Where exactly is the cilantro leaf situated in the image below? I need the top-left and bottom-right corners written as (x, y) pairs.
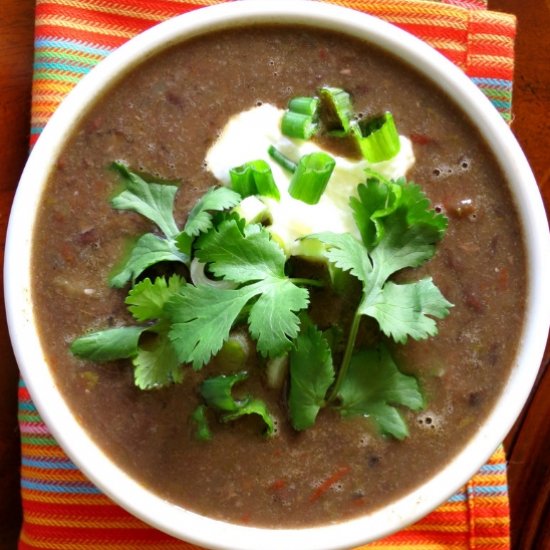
top-left (109, 233), bottom-right (188, 288)
top-left (337, 344), bottom-right (424, 440)
top-left (70, 326), bottom-right (145, 362)
top-left (350, 177), bottom-right (401, 250)
top-left (369, 211), bottom-right (443, 285)
top-left (133, 331), bottom-right (183, 390)
top-left (169, 276), bottom-right (308, 368)
top-left (183, 186), bottom-right (241, 237)
top-left (360, 278), bottom-right (453, 344)
top-left (305, 232), bottom-right (372, 284)
top-left (168, 285), bottom-right (253, 370)
top-left (195, 219), bottom-right (286, 284)
top-left (111, 162), bottom-right (180, 239)
top-left (351, 175), bottom-right (447, 284)
top-left (289, 322), bottom-right (335, 430)
top-left (126, 275), bottom-right (185, 322)
top-left (248, 279), bottom-right (308, 357)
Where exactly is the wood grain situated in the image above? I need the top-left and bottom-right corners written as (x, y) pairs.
top-left (0, 0), bottom-right (548, 548)
top-left (0, 0), bottom-right (35, 547)
top-left (488, 1), bottom-right (550, 548)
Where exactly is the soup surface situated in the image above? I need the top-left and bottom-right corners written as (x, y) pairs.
top-left (32, 25), bottom-right (526, 528)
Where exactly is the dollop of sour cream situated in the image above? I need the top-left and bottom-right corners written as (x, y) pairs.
top-left (206, 104), bottom-right (415, 255)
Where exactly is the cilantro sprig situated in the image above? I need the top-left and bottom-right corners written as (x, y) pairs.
top-left (168, 219), bottom-right (311, 369)
top-left (71, 274), bottom-right (186, 389)
top-left (109, 163), bottom-right (240, 287)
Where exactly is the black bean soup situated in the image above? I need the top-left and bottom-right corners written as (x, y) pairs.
top-left (32, 26), bottom-right (526, 527)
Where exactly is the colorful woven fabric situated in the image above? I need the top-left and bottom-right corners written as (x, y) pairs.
top-left (20, 0), bottom-right (516, 548)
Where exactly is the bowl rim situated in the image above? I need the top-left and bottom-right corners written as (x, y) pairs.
top-left (5, 1), bottom-right (550, 549)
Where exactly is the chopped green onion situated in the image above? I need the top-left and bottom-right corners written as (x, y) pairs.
top-left (217, 332), bottom-right (251, 371)
top-left (288, 96), bottom-right (319, 116)
top-left (200, 372), bottom-right (249, 412)
top-left (353, 112), bottom-right (401, 163)
top-left (268, 145), bottom-right (297, 173)
top-left (233, 195), bottom-right (271, 224)
top-left (319, 87), bottom-right (353, 136)
top-left (281, 96), bottom-right (319, 139)
top-left (229, 160), bottom-right (280, 200)
top-left (229, 164), bottom-right (255, 197)
top-left (191, 405), bottom-right (212, 441)
top-left (288, 152), bottom-right (335, 205)
top-left (266, 354), bottom-right (289, 389)
top-left (281, 111), bottom-right (318, 139)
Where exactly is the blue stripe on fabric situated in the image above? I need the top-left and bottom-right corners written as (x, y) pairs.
top-left (470, 77), bottom-right (513, 89)
top-left (447, 492), bottom-right (467, 503)
top-left (22, 457), bottom-right (78, 470)
top-left (478, 463), bottom-right (507, 473)
top-left (470, 484), bottom-right (508, 495)
top-left (19, 401), bottom-right (38, 411)
top-left (22, 479), bottom-right (100, 494)
top-left (34, 61), bottom-right (95, 75)
top-left (34, 38), bottom-right (113, 58)
top-left (31, 127), bottom-right (44, 135)
top-left (479, 98), bottom-right (511, 110)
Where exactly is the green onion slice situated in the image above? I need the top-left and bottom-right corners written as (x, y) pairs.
top-left (229, 160), bottom-right (280, 200)
top-left (319, 86), bottom-right (353, 136)
top-left (288, 152), bottom-right (336, 205)
top-left (268, 145), bottom-right (297, 173)
top-left (200, 372), bottom-right (250, 412)
top-left (288, 96), bottom-right (319, 116)
top-left (353, 112), bottom-right (401, 163)
top-left (281, 96), bottom-right (319, 139)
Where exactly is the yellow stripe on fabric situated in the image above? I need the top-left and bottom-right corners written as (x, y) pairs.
top-left (421, 502), bottom-right (467, 512)
top-left (22, 470), bottom-right (91, 483)
top-left (475, 537), bottom-right (511, 545)
top-left (35, 47), bottom-right (105, 64)
top-left (21, 446), bottom-right (70, 459)
top-left (22, 489), bottom-right (110, 505)
top-left (42, 0), bottom-right (178, 22)
top-left (468, 33), bottom-right (514, 47)
top-left (406, 523), bottom-right (469, 532)
top-left (365, 14), bottom-right (466, 30)
top-left (424, 37), bottom-right (465, 51)
top-left (36, 15), bottom-right (136, 39)
top-left (321, 0), bottom-right (466, 18)
top-left (475, 517), bottom-right (511, 526)
top-left (470, 496), bottom-right (509, 506)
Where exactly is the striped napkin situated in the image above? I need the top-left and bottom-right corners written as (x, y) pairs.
top-left (20, 0), bottom-right (515, 548)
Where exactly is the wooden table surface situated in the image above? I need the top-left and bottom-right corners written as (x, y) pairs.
top-left (0, 1), bottom-right (548, 548)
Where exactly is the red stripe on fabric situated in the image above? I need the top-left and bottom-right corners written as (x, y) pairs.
top-left (20, 522), bottom-right (178, 542)
top-left (19, 385), bottom-right (32, 401)
top-left (468, 18), bottom-right (516, 38)
top-left (416, 514), bottom-right (468, 525)
top-left (33, 23), bottom-right (128, 48)
top-left (381, 529), bottom-right (469, 542)
top-left (473, 505), bottom-right (510, 518)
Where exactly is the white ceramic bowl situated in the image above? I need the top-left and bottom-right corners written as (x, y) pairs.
top-left (5, 2), bottom-right (550, 549)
